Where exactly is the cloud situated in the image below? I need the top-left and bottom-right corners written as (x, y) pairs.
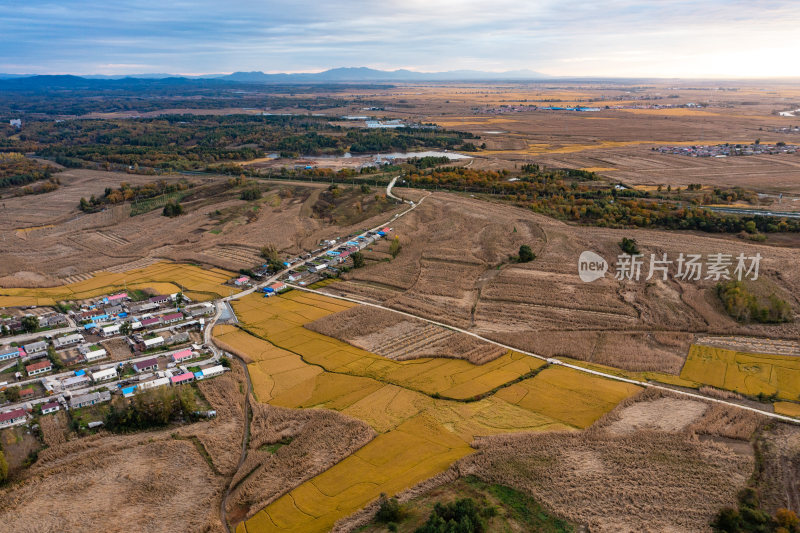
top-left (0, 0), bottom-right (798, 77)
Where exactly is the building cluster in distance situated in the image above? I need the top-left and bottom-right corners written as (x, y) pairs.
top-left (481, 102), bottom-right (706, 115)
top-left (654, 143), bottom-right (799, 157)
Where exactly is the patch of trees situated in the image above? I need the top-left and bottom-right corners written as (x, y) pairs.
top-left (240, 186), bottom-right (262, 201)
top-left (346, 129), bottom-right (473, 153)
top-left (716, 281), bottom-right (792, 324)
top-left (104, 386), bottom-right (199, 432)
top-left (260, 244), bottom-right (284, 272)
top-left (162, 201), bottom-right (184, 217)
top-left (416, 498), bottom-right (486, 533)
top-left (21, 315), bottom-right (39, 333)
top-left (712, 487), bottom-right (800, 533)
top-left (351, 251), bottom-right (365, 268)
top-left (0, 153), bottom-right (59, 190)
top-left (389, 236), bottom-right (402, 258)
top-left (404, 168), bottom-right (800, 235)
top-left (619, 237), bottom-right (640, 255)
top-left (1, 114), bottom-right (471, 171)
top-left (517, 245), bottom-right (535, 263)
top-left (79, 179), bottom-right (191, 212)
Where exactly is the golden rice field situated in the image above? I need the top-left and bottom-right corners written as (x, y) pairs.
top-left (494, 365), bottom-right (641, 428)
top-left (232, 292), bottom-right (545, 400)
top-left (774, 402), bottom-right (800, 418)
top-left (237, 415), bottom-right (473, 533)
top-left (222, 289), bottom-right (640, 533)
top-left (559, 357), bottom-right (701, 389)
top-left (0, 262), bottom-right (233, 306)
top-left (680, 344), bottom-right (800, 400)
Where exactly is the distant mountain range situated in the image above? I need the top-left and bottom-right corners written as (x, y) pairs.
top-left (0, 67), bottom-right (551, 84)
top-left (218, 67), bottom-right (550, 82)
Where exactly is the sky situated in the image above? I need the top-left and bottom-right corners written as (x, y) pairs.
top-left (1, 0), bottom-right (799, 78)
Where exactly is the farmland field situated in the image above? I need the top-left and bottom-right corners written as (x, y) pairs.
top-left (680, 344), bottom-right (800, 400)
top-left (0, 260), bottom-right (233, 306)
top-left (217, 289), bottom-right (639, 531)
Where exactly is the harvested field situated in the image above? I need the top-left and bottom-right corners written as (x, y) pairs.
top-left (174, 363), bottom-right (247, 476)
top-left (0, 169), bottom-right (405, 281)
top-left (605, 397), bottom-right (709, 434)
top-left (320, 193), bottom-right (800, 377)
top-left (38, 411), bottom-right (71, 447)
top-left (306, 305), bottom-right (506, 364)
top-left (226, 402), bottom-right (375, 524)
top-left (0, 435), bottom-right (223, 533)
top-left (680, 344), bottom-right (800, 400)
top-left (460, 429), bottom-right (752, 533)
top-left (755, 423), bottom-right (800, 515)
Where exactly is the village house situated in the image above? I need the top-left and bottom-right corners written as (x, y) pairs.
top-left (70, 390), bottom-right (111, 409)
top-left (171, 349), bottom-right (193, 363)
top-left (20, 387), bottom-right (36, 400)
top-left (133, 358), bottom-right (159, 373)
top-left (143, 336), bottom-right (164, 350)
top-left (26, 360), bottom-right (52, 376)
top-left (199, 365), bottom-right (225, 379)
top-left (90, 367), bottom-right (117, 383)
top-left (84, 348), bottom-right (108, 363)
top-left (166, 332), bottom-right (190, 346)
top-left (39, 313), bottom-right (68, 328)
top-left (103, 304), bottom-right (124, 317)
top-left (140, 317), bottom-right (161, 328)
top-left (138, 376), bottom-right (170, 391)
top-left (160, 312), bottom-right (183, 325)
top-left (0, 408), bottom-right (28, 428)
top-left (41, 401), bottom-right (60, 415)
top-left (233, 275), bottom-right (250, 286)
top-left (0, 347), bottom-right (21, 362)
top-left (129, 302), bottom-right (160, 314)
top-left (53, 333), bottom-right (84, 349)
top-left (148, 295), bottom-right (171, 305)
top-left (104, 293), bottom-right (128, 304)
top-left (170, 372), bottom-right (194, 385)
top-left (62, 373), bottom-right (90, 390)
top-left (101, 324), bottom-right (120, 336)
top-left (23, 340), bottom-right (48, 358)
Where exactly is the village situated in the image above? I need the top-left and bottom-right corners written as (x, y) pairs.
top-left (0, 211), bottom-right (396, 446)
top-left (0, 290), bottom-right (227, 433)
top-left (654, 142), bottom-right (800, 157)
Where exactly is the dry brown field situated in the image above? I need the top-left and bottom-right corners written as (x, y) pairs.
top-left (320, 192), bottom-right (800, 375)
top-left (456, 389), bottom-right (762, 533)
top-left (0, 169), bottom-right (404, 284)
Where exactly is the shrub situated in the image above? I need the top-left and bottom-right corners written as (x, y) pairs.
top-left (162, 201), bottom-right (184, 217)
top-left (389, 236), bottom-right (402, 258)
top-left (376, 494), bottom-right (407, 523)
top-left (351, 252), bottom-right (365, 269)
top-left (716, 281), bottom-right (792, 324)
top-left (619, 237), bottom-right (640, 255)
top-left (518, 244), bottom-right (535, 263)
top-left (240, 187), bottom-right (262, 201)
top-left (416, 498), bottom-right (485, 533)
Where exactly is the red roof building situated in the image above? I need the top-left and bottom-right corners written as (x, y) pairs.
top-left (26, 360), bottom-right (52, 375)
top-left (170, 372), bottom-right (194, 385)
